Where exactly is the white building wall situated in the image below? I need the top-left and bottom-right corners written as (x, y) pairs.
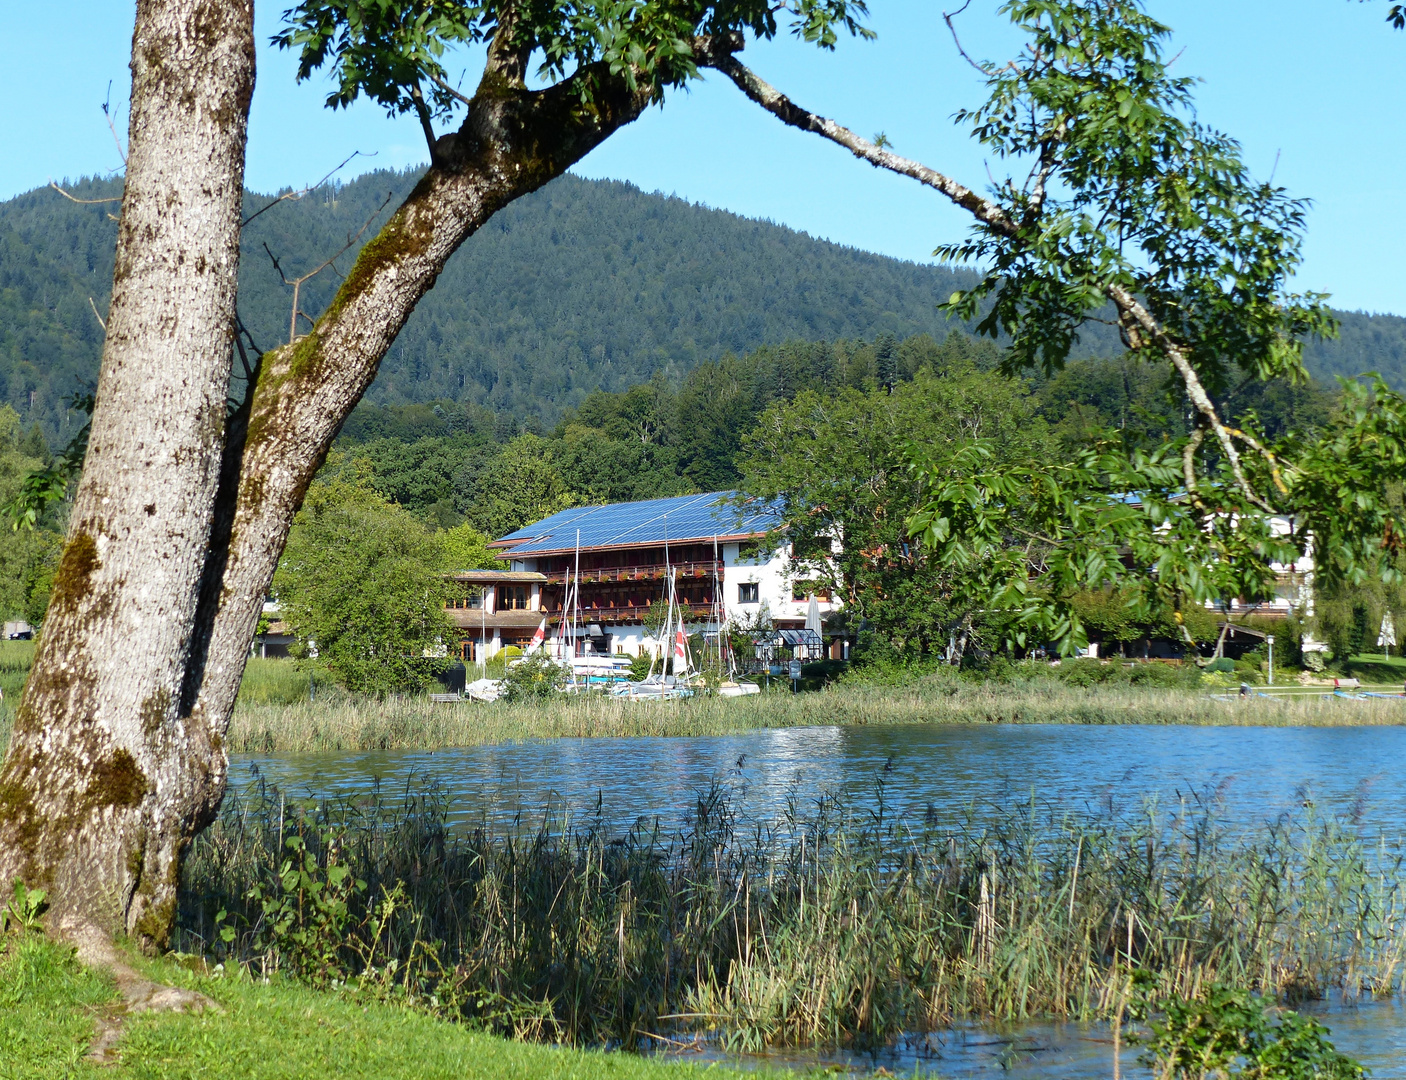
top-left (721, 540), bottom-right (842, 627)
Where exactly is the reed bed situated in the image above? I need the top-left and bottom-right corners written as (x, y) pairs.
top-left (225, 680), bottom-right (1406, 754)
top-left (0, 640), bottom-right (35, 757)
top-left (177, 775), bottom-right (1406, 1055)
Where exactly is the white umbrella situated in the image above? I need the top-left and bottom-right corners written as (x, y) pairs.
top-left (805, 594), bottom-right (822, 659)
top-left (1379, 612), bottom-right (1397, 659)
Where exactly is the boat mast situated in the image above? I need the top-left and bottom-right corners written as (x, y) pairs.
top-left (572, 529), bottom-right (582, 688)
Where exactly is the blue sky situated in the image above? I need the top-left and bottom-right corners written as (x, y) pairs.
top-left (3, 2), bottom-right (1401, 315)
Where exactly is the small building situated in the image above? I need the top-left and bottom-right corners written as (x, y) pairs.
top-left (471, 491), bottom-right (843, 660)
top-left (446, 568), bottom-right (550, 663)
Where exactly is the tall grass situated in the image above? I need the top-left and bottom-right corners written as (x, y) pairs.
top-left (177, 776), bottom-right (1406, 1054)
top-left (0, 640), bottom-right (35, 757)
top-left (225, 678), bottom-right (1406, 754)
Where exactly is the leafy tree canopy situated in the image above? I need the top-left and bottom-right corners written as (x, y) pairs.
top-left (277, 0), bottom-right (873, 123)
top-left (439, 521), bottom-right (496, 570)
top-left (0, 406), bottom-right (59, 625)
top-left (864, 0), bottom-right (1406, 654)
top-left (273, 476), bottom-right (457, 692)
top-left (740, 360), bottom-right (1055, 661)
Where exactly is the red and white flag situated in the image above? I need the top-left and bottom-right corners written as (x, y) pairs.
top-left (526, 618), bottom-right (547, 655)
top-left (674, 628), bottom-right (688, 665)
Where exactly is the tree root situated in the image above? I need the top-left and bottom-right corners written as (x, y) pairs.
top-left (63, 923), bottom-right (222, 1066)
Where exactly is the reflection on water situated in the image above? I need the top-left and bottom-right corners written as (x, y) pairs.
top-left (235, 723), bottom-right (1406, 838)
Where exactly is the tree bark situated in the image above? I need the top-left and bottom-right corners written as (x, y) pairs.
top-left (0, 0), bottom-right (254, 947)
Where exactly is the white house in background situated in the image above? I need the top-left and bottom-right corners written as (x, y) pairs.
top-left (1209, 515), bottom-right (1316, 620)
top-left (449, 491), bottom-right (843, 661)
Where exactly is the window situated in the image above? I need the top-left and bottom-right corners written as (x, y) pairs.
top-left (736, 540), bottom-right (771, 565)
top-left (792, 581), bottom-right (830, 602)
top-left (447, 586), bottom-right (485, 610)
top-left (504, 585), bottom-right (529, 610)
top-left (738, 582), bottom-right (760, 605)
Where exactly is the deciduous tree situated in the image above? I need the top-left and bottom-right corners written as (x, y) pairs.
top-left (0, 0), bottom-right (254, 949)
top-left (0, 0), bottom-right (867, 948)
top-left (708, 0), bottom-right (1406, 653)
top-left (273, 479), bottom-right (456, 693)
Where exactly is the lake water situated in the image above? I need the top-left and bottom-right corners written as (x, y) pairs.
top-left (233, 723), bottom-right (1406, 839)
top-left (232, 723), bottom-right (1406, 1077)
top-left (660, 996), bottom-right (1406, 1078)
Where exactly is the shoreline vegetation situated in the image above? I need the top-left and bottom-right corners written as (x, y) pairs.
top-left (4, 643), bottom-right (1406, 758)
top-left (220, 682), bottom-right (1406, 756)
top-left (173, 775), bottom-right (1404, 1057)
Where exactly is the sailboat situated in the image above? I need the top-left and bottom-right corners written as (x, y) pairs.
top-left (613, 565), bottom-right (695, 700)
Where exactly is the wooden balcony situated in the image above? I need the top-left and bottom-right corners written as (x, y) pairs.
top-left (537, 601), bottom-right (718, 626)
top-left (552, 560), bottom-right (722, 585)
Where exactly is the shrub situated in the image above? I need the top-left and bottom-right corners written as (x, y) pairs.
top-left (1136, 981), bottom-right (1364, 1080)
top-left (502, 653), bottom-right (568, 701)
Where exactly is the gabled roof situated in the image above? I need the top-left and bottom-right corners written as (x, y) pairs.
top-left (492, 491), bottom-right (780, 557)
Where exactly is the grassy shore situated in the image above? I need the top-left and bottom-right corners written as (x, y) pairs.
top-left (0, 932), bottom-right (783, 1080)
top-left (223, 677), bottom-right (1406, 754)
top-left (4, 648), bottom-right (1406, 758)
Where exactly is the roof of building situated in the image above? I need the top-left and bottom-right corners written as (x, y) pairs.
top-left (447, 610), bottom-right (548, 631)
top-left (491, 491), bottom-right (780, 558)
top-left (450, 569), bottom-right (548, 583)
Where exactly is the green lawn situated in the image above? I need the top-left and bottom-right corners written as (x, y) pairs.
top-left (0, 934), bottom-right (780, 1080)
top-left (1342, 652), bottom-right (1406, 686)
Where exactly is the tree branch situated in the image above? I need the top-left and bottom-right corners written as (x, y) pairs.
top-left (49, 182), bottom-right (122, 205)
top-left (710, 54), bottom-right (1281, 514)
top-left (701, 51), bottom-right (1018, 237)
top-left (242, 149), bottom-right (372, 227)
top-left (409, 86), bottom-right (440, 161)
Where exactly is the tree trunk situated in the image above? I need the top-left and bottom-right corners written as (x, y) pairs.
top-left (0, 23), bottom-right (661, 949)
top-left (0, 0), bottom-right (254, 948)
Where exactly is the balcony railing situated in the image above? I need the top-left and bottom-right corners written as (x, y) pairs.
top-left (539, 601), bottom-right (718, 623)
top-left (550, 560), bottom-right (723, 585)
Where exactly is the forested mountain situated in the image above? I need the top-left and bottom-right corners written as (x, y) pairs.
top-left (2, 167), bottom-right (1403, 449)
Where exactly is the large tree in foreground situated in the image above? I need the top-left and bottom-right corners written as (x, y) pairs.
top-left (0, 0), bottom-right (255, 947)
top-left (5, 0), bottom-right (1402, 957)
top-left (0, 0), bottom-right (868, 948)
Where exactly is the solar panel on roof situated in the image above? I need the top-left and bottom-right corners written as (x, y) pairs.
top-left (496, 491), bottom-right (781, 555)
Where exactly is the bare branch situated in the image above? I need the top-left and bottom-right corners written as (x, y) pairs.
top-left (703, 52), bottom-right (1018, 237)
top-left (263, 193), bottom-right (396, 344)
top-left (88, 297), bottom-right (107, 332)
top-left (943, 1), bottom-right (996, 76)
top-left (241, 149), bottom-right (374, 227)
top-left (427, 71), bottom-right (475, 108)
top-left (49, 181), bottom-right (122, 206)
top-left (101, 81), bottom-right (128, 166)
